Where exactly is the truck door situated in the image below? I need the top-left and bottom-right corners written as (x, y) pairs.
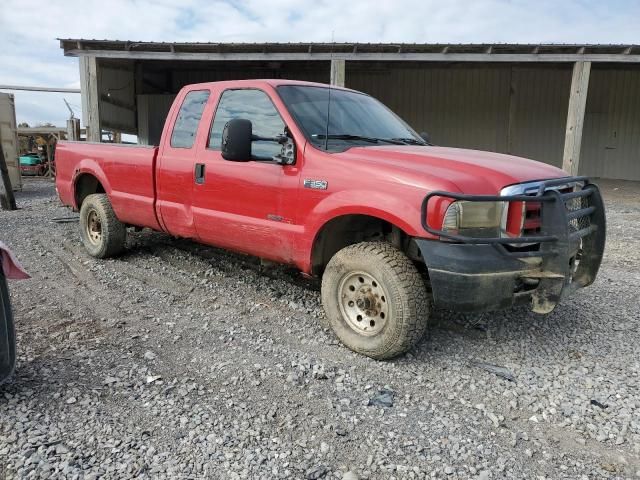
top-left (155, 89), bottom-right (210, 239)
top-left (192, 88), bottom-right (300, 263)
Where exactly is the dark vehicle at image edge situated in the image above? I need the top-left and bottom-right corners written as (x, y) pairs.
top-left (54, 79), bottom-right (606, 360)
top-left (1, 242), bottom-right (29, 383)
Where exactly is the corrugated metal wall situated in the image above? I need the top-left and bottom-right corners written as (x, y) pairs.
top-left (508, 67), bottom-right (572, 168)
top-left (137, 94), bottom-right (176, 145)
top-left (0, 92), bottom-right (21, 190)
top-left (98, 62), bottom-right (136, 134)
top-left (348, 63), bottom-right (640, 180)
top-left (581, 66), bottom-right (640, 180)
top-left (348, 63), bottom-right (573, 169)
top-left (349, 65), bottom-right (512, 153)
top-left (117, 59), bottom-right (640, 180)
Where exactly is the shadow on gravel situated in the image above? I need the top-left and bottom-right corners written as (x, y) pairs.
top-left (92, 224), bottom-right (623, 369)
top-left (13, 178), bottom-right (58, 203)
top-left (0, 353), bottom-right (95, 398)
top-left (125, 229), bottom-right (320, 292)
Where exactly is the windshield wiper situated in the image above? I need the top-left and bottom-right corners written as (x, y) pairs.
top-left (391, 137), bottom-right (428, 146)
top-left (312, 134), bottom-right (406, 145)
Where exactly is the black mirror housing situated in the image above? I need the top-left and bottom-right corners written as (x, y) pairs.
top-left (221, 119), bottom-right (252, 161)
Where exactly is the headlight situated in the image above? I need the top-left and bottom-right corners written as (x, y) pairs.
top-left (441, 201), bottom-right (505, 238)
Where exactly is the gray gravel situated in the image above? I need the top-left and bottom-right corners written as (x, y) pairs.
top-left (0, 177), bottom-right (639, 479)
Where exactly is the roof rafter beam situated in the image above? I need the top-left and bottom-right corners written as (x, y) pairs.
top-left (62, 49), bottom-right (640, 63)
top-left (0, 84), bottom-right (81, 93)
top-left (99, 94), bottom-right (135, 112)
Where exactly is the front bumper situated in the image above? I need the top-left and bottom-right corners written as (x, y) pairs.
top-left (417, 177), bottom-right (606, 313)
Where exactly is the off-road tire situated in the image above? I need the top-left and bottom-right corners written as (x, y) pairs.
top-left (321, 242), bottom-right (429, 360)
top-left (79, 194), bottom-right (126, 258)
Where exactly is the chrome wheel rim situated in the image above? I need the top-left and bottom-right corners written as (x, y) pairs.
top-left (338, 271), bottom-right (389, 336)
top-left (86, 209), bottom-right (102, 245)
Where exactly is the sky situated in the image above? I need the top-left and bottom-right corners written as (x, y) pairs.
top-left (0, 0), bottom-right (638, 127)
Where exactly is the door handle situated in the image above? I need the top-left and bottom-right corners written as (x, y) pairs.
top-left (195, 163), bottom-right (205, 184)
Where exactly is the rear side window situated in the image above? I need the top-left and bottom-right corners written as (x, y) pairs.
top-left (170, 90), bottom-right (210, 148)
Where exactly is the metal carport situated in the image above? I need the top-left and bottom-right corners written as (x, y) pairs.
top-left (60, 40), bottom-right (640, 180)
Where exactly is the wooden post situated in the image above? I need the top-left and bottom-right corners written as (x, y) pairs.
top-left (0, 142), bottom-right (17, 210)
top-left (562, 61), bottom-right (591, 176)
top-left (66, 118), bottom-right (80, 141)
top-left (79, 56), bottom-right (101, 143)
top-left (45, 139), bottom-right (53, 177)
top-left (330, 59), bottom-right (345, 87)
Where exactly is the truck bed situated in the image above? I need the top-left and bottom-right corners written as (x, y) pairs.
top-left (56, 141), bottom-right (161, 230)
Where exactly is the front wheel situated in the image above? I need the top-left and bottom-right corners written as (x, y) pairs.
top-left (321, 242), bottom-right (430, 360)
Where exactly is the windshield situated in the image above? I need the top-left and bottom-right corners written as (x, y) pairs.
top-left (277, 85), bottom-right (423, 151)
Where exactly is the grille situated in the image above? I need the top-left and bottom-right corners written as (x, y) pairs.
top-left (501, 180), bottom-right (596, 245)
top-left (522, 202), bottom-right (542, 235)
top-left (565, 187), bottom-right (592, 233)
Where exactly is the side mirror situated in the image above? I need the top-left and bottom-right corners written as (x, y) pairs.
top-left (221, 118), bottom-right (252, 161)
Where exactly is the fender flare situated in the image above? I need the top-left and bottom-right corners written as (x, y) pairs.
top-left (71, 159), bottom-right (113, 209)
top-left (300, 190), bottom-right (423, 273)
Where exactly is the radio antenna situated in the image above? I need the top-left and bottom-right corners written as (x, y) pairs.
top-left (324, 31), bottom-right (335, 151)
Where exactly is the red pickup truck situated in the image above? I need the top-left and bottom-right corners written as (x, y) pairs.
top-left (55, 79), bottom-right (605, 359)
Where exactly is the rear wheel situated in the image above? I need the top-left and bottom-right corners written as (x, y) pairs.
top-left (79, 194), bottom-right (126, 258)
top-left (321, 242), bottom-right (429, 360)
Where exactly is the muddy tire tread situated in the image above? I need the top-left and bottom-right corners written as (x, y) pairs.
top-left (79, 194), bottom-right (126, 258)
top-left (321, 241), bottom-right (429, 360)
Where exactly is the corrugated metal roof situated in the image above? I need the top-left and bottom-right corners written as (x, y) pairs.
top-left (59, 39), bottom-right (640, 56)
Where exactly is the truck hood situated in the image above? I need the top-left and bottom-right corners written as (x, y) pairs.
top-left (337, 145), bottom-right (569, 194)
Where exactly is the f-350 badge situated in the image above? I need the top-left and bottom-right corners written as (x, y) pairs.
top-left (303, 179), bottom-right (328, 190)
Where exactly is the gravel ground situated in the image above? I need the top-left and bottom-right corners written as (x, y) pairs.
top-left (0, 177), bottom-right (639, 479)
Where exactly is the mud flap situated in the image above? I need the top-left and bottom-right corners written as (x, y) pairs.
top-left (530, 277), bottom-right (565, 314)
top-left (527, 185), bottom-right (606, 313)
top-left (526, 189), bottom-right (572, 314)
top-left (571, 184), bottom-right (606, 288)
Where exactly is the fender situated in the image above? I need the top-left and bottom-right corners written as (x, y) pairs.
top-left (71, 158), bottom-right (113, 210)
top-left (307, 189), bottom-right (423, 237)
top-left (298, 189), bottom-right (423, 273)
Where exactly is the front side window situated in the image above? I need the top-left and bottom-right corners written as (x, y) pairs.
top-left (170, 90), bottom-right (210, 148)
top-left (209, 89), bottom-right (285, 158)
